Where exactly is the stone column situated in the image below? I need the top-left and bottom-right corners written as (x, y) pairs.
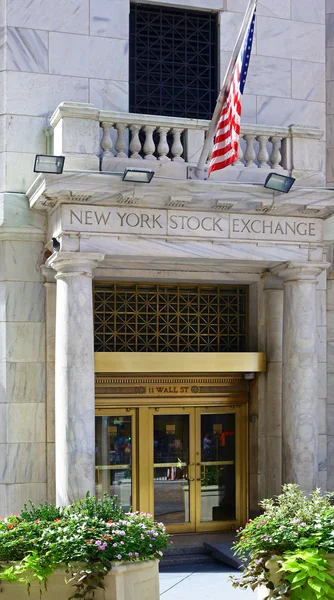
top-left (277, 262), bottom-right (329, 493)
top-left (47, 252), bottom-right (104, 506)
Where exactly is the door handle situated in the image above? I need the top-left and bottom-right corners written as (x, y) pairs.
top-left (196, 478), bottom-right (201, 481)
top-left (187, 477), bottom-right (195, 481)
top-left (188, 462), bottom-right (195, 466)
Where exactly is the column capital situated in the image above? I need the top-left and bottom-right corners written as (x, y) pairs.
top-left (46, 252), bottom-right (105, 278)
top-left (272, 262), bottom-right (330, 283)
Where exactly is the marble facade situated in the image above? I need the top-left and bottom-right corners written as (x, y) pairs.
top-left (0, 0), bottom-right (334, 517)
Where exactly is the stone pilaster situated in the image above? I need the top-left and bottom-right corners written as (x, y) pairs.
top-left (264, 275), bottom-right (283, 498)
top-left (47, 252), bottom-right (104, 506)
top-left (277, 262), bottom-right (329, 493)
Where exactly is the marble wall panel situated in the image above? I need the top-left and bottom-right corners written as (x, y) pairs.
top-left (0, 27), bottom-right (5, 73)
top-left (328, 404), bottom-right (334, 435)
top-left (6, 483), bottom-right (47, 515)
top-left (317, 326), bottom-right (327, 362)
top-left (0, 282), bottom-right (45, 322)
top-left (319, 433), bottom-right (328, 467)
top-left (319, 396), bottom-right (327, 435)
top-left (327, 148), bottom-right (334, 182)
top-left (328, 310), bottom-right (334, 339)
top-left (327, 0), bottom-right (334, 11)
top-left (328, 465), bottom-right (334, 489)
top-left (90, 0), bottom-right (129, 39)
top-left (7, 403), bottom-right (45, 443)
top-left (0, 405), bottom-right (6, 443)
top-left (0, 151), bottom-right (41, 194)
top-left (0, 116), bottom-right (5, 153)
top-left (292, 61), bottom-right (326, 101)
top-left (265, 362), bottom-right (282, 437)
top-left (6, 27), bottom-right (48, 73)
top-left (219, 11), bottom-right (244, 52)
top-left (234, 54), bottom-right (291, 99)
top-left (1, 193), bottom-right (45, 230)
top-left (327, 12), bottom-right (334, 44)
top-left (7, 0), bottom-right (89, 34)
top-left (265, 436), bottom-right (282, 498)
top-left (292, 139), bottom-right (325, 173)
top-left (328, 280), bottom-right (334, 310)
top-left (328, 114), bottom-right (334, 148)
top-left (327, 47), bottom-right (334, 79)
top-left (328, 372), bottom-right (334, 398)
top-left (257, 96), bottom-right (325, 130)
top-left (6, 71), bottom-right (88, 117)
top-left (46, 442), bottom-right (55, 504)
top-left (317, 289), bottom-right (327, 326)
top-left (328, 341), bottom-right (334, 373)
top-left (292, 0), bottom-right (325, 23)
top-left (0, 72), bottom-right (5, 115)
top-left (3, 363), bottom-right (45, 404)
top-left (5, 323), bottom-right (45, 363)
top-left (89, 80), bottom-right (129, 112)
top-left (0, 443), bottom-right (46, 483)
top-left (5, 116), bottom-right (46, 154)
top-left (328, 435), bottom-right (334, 464)
top-left (319, 362), bottom-right (328, 400)
top-left (328, 82), bottom-right (334, 113)
top-left (227, 0), bottom-right (291, 18)
top-left (257, 17), bottom-right (325, 62)
top-left (49, 33), bottom-right (128, 81)
top-left (1, 241), bottom-right (44, 282)
top-left (147, 0), bottom-right (225, 8)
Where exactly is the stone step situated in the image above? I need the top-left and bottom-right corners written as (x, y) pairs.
top-left (160, 553), bottom-right (215, 568)
top-left (203, 541), bottom-right (243, 570)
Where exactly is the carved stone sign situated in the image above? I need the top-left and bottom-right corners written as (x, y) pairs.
top-left (59, 205), bottom-right (323, 243)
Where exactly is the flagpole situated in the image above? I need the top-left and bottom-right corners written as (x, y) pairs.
top-left (195, 0), bottom-right (257, 179)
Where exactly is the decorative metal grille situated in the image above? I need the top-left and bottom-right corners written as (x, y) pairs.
top-left (94, 284), bottom-right (247, 353)
top-left (129, 4), bottom-right (218, 120)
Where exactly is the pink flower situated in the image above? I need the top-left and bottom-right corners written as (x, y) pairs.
top-left (120, 541), bottom-right (124, 545)
top-left (117, 554), bottom-right (122, 560)
top-left (128, 552), bottom-right (133, 557)
top-left (113, 543), bottom-right (117, 547)
top-left (135, 552), bottom-right (139, 558)
top-left (34, 519), bottom-right (40, 524)
top-left (149, 543), bottom-right (152, 548)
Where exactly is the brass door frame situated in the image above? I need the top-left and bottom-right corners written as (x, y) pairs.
top-left (194, 405), bottom-right (248, 532)
top-left (150, 406), bottom-right (196, 534)
top-left (95, 408), bottom-right (138, 512)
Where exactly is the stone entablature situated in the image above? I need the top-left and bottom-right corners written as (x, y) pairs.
top-left (51, 204), bottom-right (323, 244)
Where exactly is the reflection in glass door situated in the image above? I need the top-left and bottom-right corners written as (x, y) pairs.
top-left (95, 411), bottom-right (135, 511)
top-left (198, 412), bottom-right (236, 524)
top-left (153, 410), bottom-right (195, 532)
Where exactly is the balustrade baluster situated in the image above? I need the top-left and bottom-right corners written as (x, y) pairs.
top-left (129, 124), bottom-right (142, 158)
top-left (157, 126), bottom-right (170, 161)
top-left (256, 135), bottom-right (270, 168)
top-left (100, 122), bottom-right (114, 155)
top-left (115, 123), bottom-right (128, 158)
top-left (171, 128), bottom-right (184, 162)
top-left (244, 134), bottom-right (257, 167)
top-left (143, 125), bottom-right (157, 160)
top-left (269, 136), bottom-right (283, 170)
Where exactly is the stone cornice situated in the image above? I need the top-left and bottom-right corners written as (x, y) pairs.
top-left (26, 172), bottom-right (334, 219)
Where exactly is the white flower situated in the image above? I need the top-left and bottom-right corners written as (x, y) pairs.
top-left (314, 524), bottom-right (322, 529)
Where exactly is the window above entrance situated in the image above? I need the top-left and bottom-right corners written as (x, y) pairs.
top-left (129, 4), bottom-right (218, 120)
top-left (94, 283), bottom-right (247, 353)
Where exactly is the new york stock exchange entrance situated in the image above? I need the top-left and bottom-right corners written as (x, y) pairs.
top-left (93, 282), bottom-right (265, 534)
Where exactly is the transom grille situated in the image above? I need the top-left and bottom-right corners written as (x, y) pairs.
top-left (129, 3), bottom-right (218, 119)
top-left (94, 284), bottom-right (247, 353)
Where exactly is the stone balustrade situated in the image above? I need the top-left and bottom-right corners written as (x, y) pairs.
top-left (49, 102), bottom-right (325, 186)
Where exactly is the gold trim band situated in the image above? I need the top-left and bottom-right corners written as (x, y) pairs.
top-left (94, 352), bottom-right (266, 373)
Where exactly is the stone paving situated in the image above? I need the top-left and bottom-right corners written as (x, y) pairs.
top-left (159, 563), bottom-right (255, 599)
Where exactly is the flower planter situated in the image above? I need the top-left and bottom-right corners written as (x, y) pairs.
top-left (0, 559), bottom-right (159, 600)
top-left (257, 555), bottom-right (334, 599)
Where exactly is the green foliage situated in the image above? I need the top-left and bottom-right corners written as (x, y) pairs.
top-left (232, 484), bottom-right (334, 599)
top-left (0, 492), bottom-right (169, 598)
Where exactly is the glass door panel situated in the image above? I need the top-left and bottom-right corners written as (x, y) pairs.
top-left (153, 412), bottom-right (194, 530)
top-left (95, 414), bottom-right (134, 511)
top-left (196, 409), bottom-right (239, 530)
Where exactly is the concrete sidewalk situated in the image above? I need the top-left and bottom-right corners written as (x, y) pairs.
top-left (160, 563), bottom-right (255, 599)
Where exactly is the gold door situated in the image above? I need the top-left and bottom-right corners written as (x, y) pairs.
top-left (149, 405), bottom-right (247, 534)
top-left (95, 409), bottom-right (137, 511)
top-left (150, 407), bottom-right (196, 534)
top-left (194, 405), bottom-right (247, 532)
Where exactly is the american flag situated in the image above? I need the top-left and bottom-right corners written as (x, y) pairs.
top-left (208, 8), bottom-right (256, 175)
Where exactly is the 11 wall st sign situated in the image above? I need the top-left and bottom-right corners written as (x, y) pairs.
top-left (59, 205), bottom-right (323, 243)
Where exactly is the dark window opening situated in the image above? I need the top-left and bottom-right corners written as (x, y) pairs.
top-left (129, 3), bottom-right (218, 120)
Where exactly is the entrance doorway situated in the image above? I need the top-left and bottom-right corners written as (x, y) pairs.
top-left (95, 404), bottom-right (247, 533)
